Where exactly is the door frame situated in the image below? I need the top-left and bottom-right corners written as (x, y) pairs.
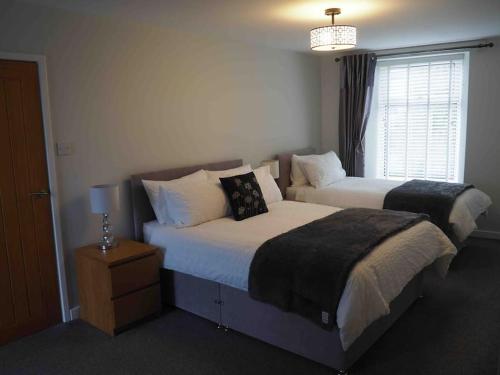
top-left (0, 51), bottom-right (70, 322)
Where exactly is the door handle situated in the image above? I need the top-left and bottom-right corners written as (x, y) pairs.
top-left (30, 189), bottom-right (50, 197)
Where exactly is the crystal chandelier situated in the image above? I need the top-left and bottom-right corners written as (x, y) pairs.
top-left (310, 8), bottom-right (357, 51)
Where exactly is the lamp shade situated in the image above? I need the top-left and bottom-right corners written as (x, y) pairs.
top-left (90, 184), bottom-right (119, 214)
top-left (310, 8), bottom-right (357, 51)
top-left (310, 25), bottom-right (356, 51)
top-left (261, 160), bottom-right (280, 179)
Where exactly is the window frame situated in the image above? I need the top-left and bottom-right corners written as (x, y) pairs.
top-left (365, 52), bottom-right (470, 182)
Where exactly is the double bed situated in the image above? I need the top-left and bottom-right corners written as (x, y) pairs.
top-left (131, 159), bottom-right (456, 374)
top-left (278, 148), bottom-right (492, 244)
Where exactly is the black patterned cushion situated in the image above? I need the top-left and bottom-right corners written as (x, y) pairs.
top-left (219, 172), bottom-right (269, 221)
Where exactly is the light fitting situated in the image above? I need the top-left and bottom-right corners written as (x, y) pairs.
top-left (310, 8), bottom-right (357, 51)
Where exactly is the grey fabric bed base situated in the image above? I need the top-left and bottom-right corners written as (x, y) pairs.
top-left (161, 269), bottom-right (424, 372)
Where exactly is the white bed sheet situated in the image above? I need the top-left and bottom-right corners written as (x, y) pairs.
top-left (287, 177), bottom-right (492, 242)
top-left (144, 200), bottom-right (456, 350)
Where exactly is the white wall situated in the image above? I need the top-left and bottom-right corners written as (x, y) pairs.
top-left (320, 57), bottom-right (340, 154)
top-left (320, 38), bottom-right (500, 234)
top-left (465, 38), bottom-right (500, 234)
top-left (0, 1), bottom-right (321, 307)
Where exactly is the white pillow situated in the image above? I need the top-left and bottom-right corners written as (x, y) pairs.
top-left (299, 151), bottom-right (346, 188)
top-left (291, 154), bottom-right (316, 186)
top-left (206, 164), bottom-right (252, 182)
top-left (160, 180), bottom-right (229, 228)
top-left (253, 166), bottom-right (283, 204)
top-left (142, 169), bottom-right (207, 224)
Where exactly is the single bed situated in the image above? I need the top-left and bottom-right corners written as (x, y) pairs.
top-left (278, 149), bottom-right (492, 243)
top-left (131, 159), bottom-right (456, 374)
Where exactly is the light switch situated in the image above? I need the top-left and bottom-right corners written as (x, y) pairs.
top-left (56, 142), bottom-right (74, 156)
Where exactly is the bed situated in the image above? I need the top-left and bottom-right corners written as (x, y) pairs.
top-left (130, 159), bottom-right (456, 374)
top-left (278, 149), bottom-right (492, 244)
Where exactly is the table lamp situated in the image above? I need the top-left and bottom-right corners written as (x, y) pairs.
top-left (261, 160), bottom-right (280, 179)
top-left (90, 184), bottom-right (119, 251)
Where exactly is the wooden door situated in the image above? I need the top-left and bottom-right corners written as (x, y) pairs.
top-left (0, 59), bottom-right (61, 345)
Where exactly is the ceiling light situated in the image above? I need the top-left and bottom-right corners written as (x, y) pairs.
top-left (310, 8), bottom-right (356, 51)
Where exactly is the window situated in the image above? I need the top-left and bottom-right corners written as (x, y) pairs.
top-left (365, 53), bottom-right (469, 182)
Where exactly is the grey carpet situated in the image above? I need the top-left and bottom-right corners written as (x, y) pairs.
top-left (1, 238), bottom-right (500, 375)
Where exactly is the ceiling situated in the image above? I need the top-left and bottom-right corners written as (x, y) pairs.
top-left (19, 0), bottom-right (500, 53)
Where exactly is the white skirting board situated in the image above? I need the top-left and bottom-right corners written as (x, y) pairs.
top-left (70, 306), bottom-right (80, 320)
top-left (471, 230), bottom-right (500, 240)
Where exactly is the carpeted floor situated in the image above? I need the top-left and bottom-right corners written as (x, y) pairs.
top-left (1, 238), bottom-right (500, 375)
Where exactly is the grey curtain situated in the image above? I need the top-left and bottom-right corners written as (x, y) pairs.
top-left (339, 53), bottom-right (376, 177)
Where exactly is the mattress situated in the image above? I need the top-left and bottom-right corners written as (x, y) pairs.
top-left (287, 177), bottom-right (492, 242)
top-left (144, 200), bottom-right (456, 350)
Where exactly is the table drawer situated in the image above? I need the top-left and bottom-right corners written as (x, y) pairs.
top-left (110, 254), bottom-right (159, 298)
top-left (113, 284), bottom-right (161, 329)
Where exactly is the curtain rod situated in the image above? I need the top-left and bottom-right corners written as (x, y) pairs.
top-left (333, 42), bottom-right (494, 62)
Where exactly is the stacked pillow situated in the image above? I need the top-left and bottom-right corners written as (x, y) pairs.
top-left (159, 178), bottom-right (229, 228)
top-left (291, 151), bottom-right (346, 188)
top-left (142, 169), bottom-right (207, 225)
top-left (253, 165), bottom-right (283, 204)
top-left (142, 163), bottom-right (282, 228)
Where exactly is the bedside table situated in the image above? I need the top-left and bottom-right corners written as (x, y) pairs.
top-left (75, 239), bottom-right (161, 335)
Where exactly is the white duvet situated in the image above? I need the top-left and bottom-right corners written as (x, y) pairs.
top-left (287, 177), bottom-right (492, 242)
top-left (145, 201), bottom-right (456, 350)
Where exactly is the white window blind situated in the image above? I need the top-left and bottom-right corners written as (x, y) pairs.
top-left (368, 53), bottom-right (468, 182)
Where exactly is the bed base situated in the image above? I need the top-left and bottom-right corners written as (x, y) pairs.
top-left (161, 269), bottom-right (424, 373)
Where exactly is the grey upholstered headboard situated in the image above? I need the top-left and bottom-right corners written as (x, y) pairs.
top-left (130, 159), bottom-right (243, 241)
top-left (277, 147), bottom-right (316, 197)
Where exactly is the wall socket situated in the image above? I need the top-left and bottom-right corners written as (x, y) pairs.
top-left (56, 142), bottom-right (74, 156)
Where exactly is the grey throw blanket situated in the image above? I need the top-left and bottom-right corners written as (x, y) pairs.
top-left (248, 208), bottom-right (427, 330)
top-left (383, 179), bottom-right (473, 236)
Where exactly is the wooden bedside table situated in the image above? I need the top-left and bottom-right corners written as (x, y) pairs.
top-left (76, 239), bottom-right (161, 335)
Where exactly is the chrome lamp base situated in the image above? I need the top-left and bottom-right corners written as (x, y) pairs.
top-left (97, 213), bottom-right (118, 252)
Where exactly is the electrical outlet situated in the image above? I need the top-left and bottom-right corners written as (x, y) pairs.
top-left (56, 142), bottom-right (74, 156)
